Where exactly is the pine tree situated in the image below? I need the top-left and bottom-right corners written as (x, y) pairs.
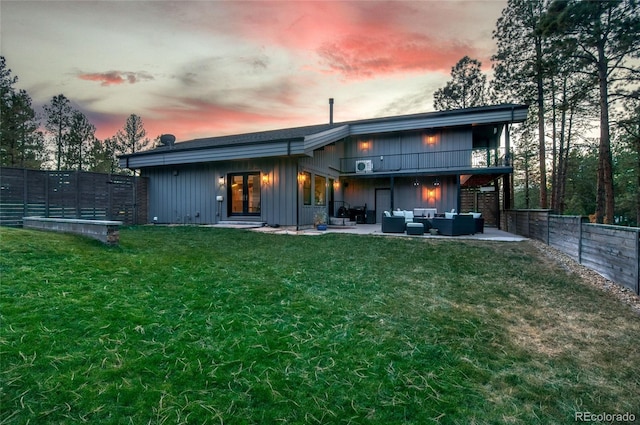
top-left (433, 56), bottom-right (488, 111)
top-left (0, 57), bottom-right (45, 168)
top-left (539, 0), bottom-right (640, 223)
top-left (116, 114), bottom-right (151, 155)
top-left (492, 0), bottom-right (553, 209)
top-left (44, 94), bottom-right (73, 170)
top-left (66, 110), bottom-right (96, 171)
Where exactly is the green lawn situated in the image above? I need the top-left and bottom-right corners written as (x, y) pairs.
top-left (1, 226), bottom-right (639, 424)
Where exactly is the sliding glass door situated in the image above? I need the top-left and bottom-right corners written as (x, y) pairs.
top-left (228, 173), bottom-right (261, 216)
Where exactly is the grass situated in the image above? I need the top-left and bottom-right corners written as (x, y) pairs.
top-left (1, 226), bottom-right (639, 424)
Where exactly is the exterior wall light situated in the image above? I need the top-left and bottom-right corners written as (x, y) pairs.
top-left (423, 187), bottom-right (439, 203)
top-left (218, 175), bottom-right (225, 187)
top-left (424, 131), bottom-right (438, 145)
top-left (262, 174), bottom-right (270, 185)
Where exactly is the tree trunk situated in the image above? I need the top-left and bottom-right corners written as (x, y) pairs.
top-left (636, 124), bottom-right (640, 227)
top-left (550, 78), bottom-right (558, 212)
top-left (556, 87), bottom-right (567, 214)
top-left (558, 107), bottom-right (574, 215)
top-left (535, 35), bottom-right (548, 209)
top-left (524, 152), bottom-right (531, 209)
top-left (596, 36), bottom-right (614, 224)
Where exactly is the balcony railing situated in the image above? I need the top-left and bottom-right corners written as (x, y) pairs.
top-left (340, 147), bottom-right (511, 174)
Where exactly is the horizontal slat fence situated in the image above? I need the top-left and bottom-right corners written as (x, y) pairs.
top-left (548, 215), bottom-right (582, 261)
top-left (0, 167), bottom-right (148, 226)
top-left (506, 210), bottom-right (640, 295)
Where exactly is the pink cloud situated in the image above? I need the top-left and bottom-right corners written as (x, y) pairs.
top-left (317, 33), bottom-right (473, 78)
top-left (78, 71), bottom-right (153, 86)
top-left (213, 1), bottom-right (493, 79)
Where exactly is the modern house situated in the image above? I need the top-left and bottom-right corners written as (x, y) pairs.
top-left (119, 103), bottom-right (528, 229)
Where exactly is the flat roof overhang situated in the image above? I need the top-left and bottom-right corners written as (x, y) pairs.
top-left (339, 166), bottom-right (513, 180)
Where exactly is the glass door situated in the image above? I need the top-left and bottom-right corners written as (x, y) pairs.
top-left (228, 172), bottom-right (261, 216)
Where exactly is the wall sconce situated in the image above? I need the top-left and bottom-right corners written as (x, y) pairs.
top-left (218, 175), bottom-right (225, 187)
top-left (333, 180), bottom-right (340, 190)
top-left (262, 174), bottom-right (270, 185)
top-left (360, 140), bottom-right (370, 151)
top-left (297, 173), bottom-right (307, 184)
top-left (424, 131), bottom-right (437, 145)
top-left (423, 187), bottom-right (439, 203)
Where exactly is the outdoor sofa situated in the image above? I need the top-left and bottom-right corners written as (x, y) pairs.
top-left (382, 208), bottom-right (478, 236)
top-left (430, 214), bottom-right (475, 236)
top-left (382, 209), bottom-right (436, 233)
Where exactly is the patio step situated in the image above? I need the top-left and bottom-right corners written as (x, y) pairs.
top-left (217, 221), bottom-right (266, 228)
top-left (329, 217), bottom-right (357, 226)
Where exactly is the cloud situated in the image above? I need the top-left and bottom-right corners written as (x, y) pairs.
top-left (204, 1), bottom-right (496, 80)
top-left (316, 33), bottom-right (472, 79)
top-left (78, 70), bottom-right (154, 86)
top-left (376, 86), bottom-right (438, 117)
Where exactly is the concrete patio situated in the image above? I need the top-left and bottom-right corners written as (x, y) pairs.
top-left (241, 223), bottom-right (527, 241)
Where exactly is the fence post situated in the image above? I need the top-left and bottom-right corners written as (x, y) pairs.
top-left (107, 173), bottom-right (113, 221)
top-left (75, 171), bottom-right (81, 218)
top-left (133, 175), bottom-right (138, 225)
top-left (45, 170), bottom-right (50, 217)
top-left (636, 230), bottom-right (639, 295)
top-left (23, 168), bottom-right (28, 219)
top-left (546, 211), bottom-right (550, 245)
top-left (578, 216), bottom-right (583, 264)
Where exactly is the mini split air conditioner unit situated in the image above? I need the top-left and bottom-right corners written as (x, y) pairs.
top-left (355, 160), bottom-right (373, 173)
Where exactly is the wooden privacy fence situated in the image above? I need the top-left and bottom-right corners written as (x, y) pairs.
top-left (0, 167), bottom-right (148, 226)
top-left (506, 209), bottom-right (640, 295)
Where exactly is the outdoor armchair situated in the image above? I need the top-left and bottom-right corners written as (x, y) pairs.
top-left (382, 212), bottom-right (406, 233)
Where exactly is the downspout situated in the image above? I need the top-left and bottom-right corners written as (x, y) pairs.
top-left (456, 175), bottom-right (461, 214)
top-left (390, 176), bottom-right (394, 210)
top-left (296, 164), bottom-right (300, 231)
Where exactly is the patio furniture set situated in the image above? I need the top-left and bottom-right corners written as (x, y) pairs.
top-left (381, 209), bottom-right (484, 236)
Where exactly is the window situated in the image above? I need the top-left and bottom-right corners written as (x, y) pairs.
top-left (302, 172), bottom-right (312, 205)
top-left (315, 175), bottom-right (326, 206)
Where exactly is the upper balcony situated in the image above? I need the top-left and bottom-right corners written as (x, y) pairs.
top-left (339, 147), bottom-right (511, 176)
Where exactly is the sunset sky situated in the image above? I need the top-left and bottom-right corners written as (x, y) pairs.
top-left (1, 0), bottom-right (507, 143)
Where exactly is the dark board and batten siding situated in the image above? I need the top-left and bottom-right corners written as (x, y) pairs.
top-left (142, 158), bottom-right (300, 227)
top-left (506, 210), bottom-right (640, 295)
top-left (144, 164), bottom-right (218, 225)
